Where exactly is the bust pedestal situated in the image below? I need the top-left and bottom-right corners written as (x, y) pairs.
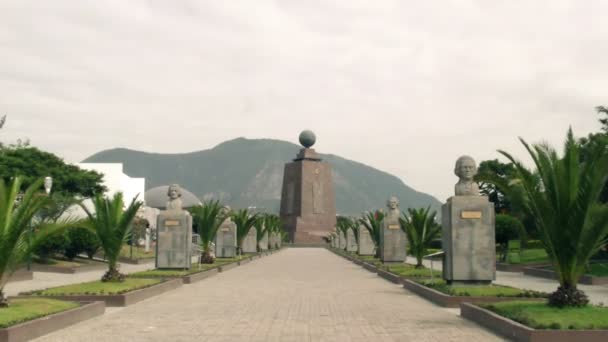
top-left (442, 196), bottom-right (495, 284)
top-left (379, 214), bottom-right (407, 263)
top-left (215, 220), bottom-right (237, 258)
top-left (156, 210), bottom-right (192, 269)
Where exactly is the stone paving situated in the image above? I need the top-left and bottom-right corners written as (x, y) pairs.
top-left (33, 249), bottom-right (503, 342)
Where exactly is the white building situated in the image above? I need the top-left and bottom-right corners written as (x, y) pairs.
top-left (61, 163), bottom-right (146, 219)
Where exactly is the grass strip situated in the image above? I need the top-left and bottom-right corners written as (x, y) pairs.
top-left (26, 278), bottom-right (161, 296)
top-left (482, 301), bottom-right (608, 330)
top-left (0, 298), bottom-right (79, 328)
top-left (416, 279), bottom-right (547, 298)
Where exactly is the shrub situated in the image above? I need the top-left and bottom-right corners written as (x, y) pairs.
top-left (495, 214), bottom-right (524, 262)
top-left (34, 232), bottom-right (68, 261)
top-left (64, 227), bottom-right (100, 260)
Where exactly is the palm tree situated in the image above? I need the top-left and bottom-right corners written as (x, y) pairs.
top-left (358, 210), bottom-right (384, 256)
top-left (399, 207), bottom-right (441, 268)
top-left (232, 209), bottom-right (259, 255)
top-left (190, 200), bottom-right (226, 263)
top-left (495, 128), bottom-right (608, 307)
top-left (255, 215), bottom-right (269, 251)
top-left (263, 214), bottom-right (282, 249)
top-left (336, 216), bottom-right (352, 250)
top-left (80, 192), bottom-right (142, 282)
top-left (1, 178), bottom-right (77, 306)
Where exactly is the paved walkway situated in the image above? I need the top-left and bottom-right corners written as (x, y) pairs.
top-left (34, 249), bottom-right (503, 342)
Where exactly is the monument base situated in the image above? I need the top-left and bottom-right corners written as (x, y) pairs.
top-left (442, 196), bottom-right (495, 283)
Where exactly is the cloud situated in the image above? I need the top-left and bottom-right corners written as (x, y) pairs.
top-left (0, 0), bottom-right (605, 201)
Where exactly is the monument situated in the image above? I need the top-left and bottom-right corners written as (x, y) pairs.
top-left (242, 227), bottom-right (257, 253)
top-left (279, 130), bottom-right (337, 243)
top-left (258, 228), bottom-right (269, 251)
top-left (215, 206), bottom-right (237, 258)
top-left (156, 184), bottom-right (193, 269)
top-left (357, 223), bottom-right (375, 256)
top-left (442, 156), bottom-right (496, 284)
top-left (346, 228), bottom-right (358, 252)
top-left (379, 196), bottom-right (407, 263)
top-left (339, 230), bottom-right (346, 250)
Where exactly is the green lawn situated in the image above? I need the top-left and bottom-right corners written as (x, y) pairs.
top-left (482, 301), bottom-right (608, 330)
top-left (130, 264), bottom-right (221, 278)
top-left (0, 298), bottom-right (79, 328)
top-left (383, 264), bottom-right (437, 278)
top-left (505, 248), bottom-right (550, 265)
top-left (587, 263), bottom-right (608, 277)
top-left (416, 279), bottom-right (547, 298)
top-left (119, 245), bottom-right (155, 260)
top-left (28, 278), bottom-right (161, 296)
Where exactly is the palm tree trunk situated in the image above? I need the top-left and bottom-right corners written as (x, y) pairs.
top-left (548, 281), bottom-right (589, 307)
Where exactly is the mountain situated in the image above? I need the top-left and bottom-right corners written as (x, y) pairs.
top-left (82, 138), bottom-right (441, 215)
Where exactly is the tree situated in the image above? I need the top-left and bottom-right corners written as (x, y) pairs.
top-left (475, 159), bottom-right (515, 214)
top-left (495, 214), bottom-right (524, 262)
top-left (399, 207), bottom-right (441, 268)
top-left (231, 209), bottom-right (259, 254)
top-left (358, 210), bottom-right (384, 256)
top-left (263, 214), bottom-right (282, 249)
top-left (189, 201), bottom-right (226, 263)
top-left (336, 216), bottom-right (353, 250)
top-left (0, 146), bottom-right (106, 197)
top-left (0, 177), bottom-right (78, 307)
top-left (496, 128), bottom-right (608, 307)
top-left (255, 215), bottom-right (269, 252)
top-left (80, 193), bottom-right (142, 282)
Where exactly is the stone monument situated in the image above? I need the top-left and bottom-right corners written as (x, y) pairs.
top-left (346, 228), bottom-right (358, 252)
top-left (258, 229), bottom-right (269, 251)
top-left (242, 227), bottom-right (257, 253)
top-left (338, 230), bottom-right (346, 250)
top-left (156, 184), bottom-right (193, 269)
top-left (279, 130), bottom-right (337, 243)
top-left (442, 156), bottom-right (496, 284)
top-left (215, 206), bottom-right (237, 258)
top-left (357, 223), bottom-right (375, 256)
top-left (379, 196), bottom-right (407, 263)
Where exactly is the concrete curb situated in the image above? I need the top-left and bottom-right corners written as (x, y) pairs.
top-left (461, 302), bottom-right (608, 342)
top-left (24, 278), bottom-right (183, 307)
top-left (0, 301), bottom-right (105, 342)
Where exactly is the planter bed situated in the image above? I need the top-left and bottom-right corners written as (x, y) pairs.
top-left (218, 262), bottom-right (239, 272)
top-left (377, 268), bottom-right (402, 284)
top-left (403, 279), bottom-right (546, 308)
top-left (129, 265), bottom-right (222, 284)
top-left (361, 262), bottom-right (379, 273)
top-left (117, 257), bottom-right (155, 265)
top-left (0, 299), bottom-right (104, 342)
top-left (7, 270), bottom-right (33, 283)
top-left (523, 266), bottom-right (608, 285)
top-left (22, 278), bottom-right (182, 307)
top-left (461, 302), bottom-right (608, 342)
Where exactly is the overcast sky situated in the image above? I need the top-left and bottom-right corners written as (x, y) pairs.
top-left (1, 0), bottom-right (606, 201)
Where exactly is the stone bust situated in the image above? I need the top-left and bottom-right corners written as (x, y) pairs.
top-left (220, 205), bottom-right (233, 223)
top-left (385, 196), bottom-right (400, 220)
top-left (165, 184), bottom-right (183, 211)
top-left (454, 156), bottom-right (480, 196)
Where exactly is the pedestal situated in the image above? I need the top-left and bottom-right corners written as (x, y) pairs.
top-left (156, 211), bottom-right (192, 269)
top-left (442, 196), bottom-right (495, 284)
top-left (379, 215), bottom-right (407, 263)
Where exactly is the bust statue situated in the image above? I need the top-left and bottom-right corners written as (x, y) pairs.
top-left (454, 156), bottom-right (480, 196)
top-left (385, 196), bottom-right (400, 220)
top-left (166, 184), bottom-right (183, 211)
top-left (220, 205), bottom-right (232, 223)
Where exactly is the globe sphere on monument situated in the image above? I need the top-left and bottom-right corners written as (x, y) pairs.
top-left (299, 130), bottom-right (316, 148)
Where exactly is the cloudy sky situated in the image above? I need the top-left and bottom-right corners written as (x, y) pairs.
top-left (1, 0), bottom-right (606, 201)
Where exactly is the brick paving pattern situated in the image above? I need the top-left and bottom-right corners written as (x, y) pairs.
top-left (34, 249), bottom-right (503, 341)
